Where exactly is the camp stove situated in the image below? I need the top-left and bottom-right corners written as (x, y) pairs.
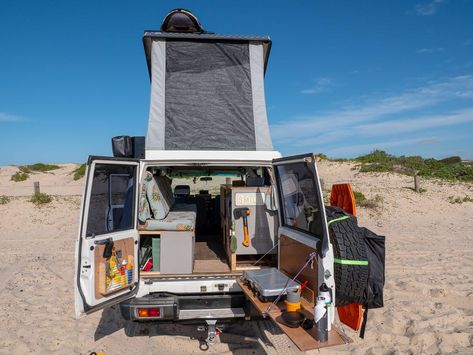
top-left (243, 268), bottom-right (300, 302)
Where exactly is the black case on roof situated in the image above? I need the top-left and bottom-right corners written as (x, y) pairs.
top-left (112, 136), bottom-right (145, 159)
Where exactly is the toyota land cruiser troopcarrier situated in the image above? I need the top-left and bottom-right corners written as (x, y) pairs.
top-left (74, 9), bottom-right (385, 351)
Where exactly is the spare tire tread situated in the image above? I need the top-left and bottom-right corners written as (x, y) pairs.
top-left (329, 216), bottom-right (369, 306)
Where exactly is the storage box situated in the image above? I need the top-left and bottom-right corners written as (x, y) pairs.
top-left (160, 231), bottom-right (194, 274)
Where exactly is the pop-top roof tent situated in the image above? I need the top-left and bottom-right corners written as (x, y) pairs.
top-left (143, 9), bottom-right (273, 153)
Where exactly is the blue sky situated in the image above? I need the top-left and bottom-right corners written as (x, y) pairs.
top-left (1, 0), bottom-right (472, 165)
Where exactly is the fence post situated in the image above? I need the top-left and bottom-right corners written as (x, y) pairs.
top-left (414, 174), bottom-right (420, 193)
top-left (34, 181), bottom-right (40, 196)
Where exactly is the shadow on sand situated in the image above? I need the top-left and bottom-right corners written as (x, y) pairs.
top-left (94, 306), bottom-right (290, 353)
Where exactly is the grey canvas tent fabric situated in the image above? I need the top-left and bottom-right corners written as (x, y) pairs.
top-left (144, 33), bottom-right (273, 151)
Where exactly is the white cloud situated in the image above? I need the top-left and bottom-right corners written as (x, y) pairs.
top-left (272, 75), bottom-right (473, 143)
top-left (271, 75), bottom-right (473, 159)
top-left (416, 47), bottom-right (445, 54)
top-left (355, 108), bottom-right (473, 136)
top-left (418, 138), bottom-right (440, 145)
top-left (301, 78), bottom-right (334, 94)
top-left (0, 112), bottom-right (23, 122)
top-left (415, 0), bottom-right (445, 16)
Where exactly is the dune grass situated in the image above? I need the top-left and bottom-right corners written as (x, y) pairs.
top-left (353, 190), bottom-right (366, 203)
top-left (317, 151), bottom-right (473, 183)
top-left (11, 171), bottom-right (29, 182)
top-left (0, 195), bottom-right (10, 205)
top-left (19, 163), bottom-right (60, 173)
top-left (353, 190), bottom-right (383, 209)
top-left (73, 164), bottom-right (86, 180)
top-left (355, 150), bottom-right (473, 182)
top-left (30, 193), bottom-right (52, 206)
top-left (448, 195), bottom-right (473, 204)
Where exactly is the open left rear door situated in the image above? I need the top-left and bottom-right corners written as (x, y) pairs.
top-left (75, 156), bottom-right (140, 318)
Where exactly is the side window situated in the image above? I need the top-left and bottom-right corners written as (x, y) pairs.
top-left (86, 164), bottom-right (136, 236)
top-left (275, 162), bottom-right (324, 238)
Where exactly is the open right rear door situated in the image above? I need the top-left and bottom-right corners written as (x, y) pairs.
top-left (238, 153), bottom-right (350, 351)
top-left (272, 153), bottom-right (335, 302)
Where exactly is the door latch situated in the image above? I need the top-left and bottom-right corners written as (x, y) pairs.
top-left (94, 238), bottom-right (114, 258)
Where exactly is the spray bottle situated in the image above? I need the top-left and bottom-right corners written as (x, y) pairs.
top-left (314, 296), bottom-right (328, 342)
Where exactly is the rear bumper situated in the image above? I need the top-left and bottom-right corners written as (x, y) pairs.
top-left (120, 292), bottom-right (247, 322)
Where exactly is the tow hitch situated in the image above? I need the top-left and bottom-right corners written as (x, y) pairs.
top-left (197, 320), bottom-right (220, 347)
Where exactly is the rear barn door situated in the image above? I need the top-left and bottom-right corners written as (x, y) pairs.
top-left (273, 154), bottom-right (335, 303)
top-left (74, 157), bottom-right (140, 318)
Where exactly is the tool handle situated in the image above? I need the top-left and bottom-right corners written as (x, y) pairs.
top-left (242, 224), bottom-right (250, 247)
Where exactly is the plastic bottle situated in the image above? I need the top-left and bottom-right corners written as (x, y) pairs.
top-left (126, 262), bottom-right (133, 284)
top-left (314, 296), bottom-right (328, 342)
top-left (109, 253), bottom-right (120, 289)
top-left (319, 283), bottom-right (332, 331)
top-left (120, 260), bottom-right (127, 286)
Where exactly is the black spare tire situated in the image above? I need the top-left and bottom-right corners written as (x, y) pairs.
top-left (327, 208), bottom-right (369, 307)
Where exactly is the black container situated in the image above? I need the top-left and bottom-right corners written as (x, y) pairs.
top-left (132, 136), bottom-right (145, 159)
top-left (112, 136), bottom-right (133, 157)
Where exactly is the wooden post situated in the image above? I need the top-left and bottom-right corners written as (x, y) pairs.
top-left (414, 174), bottom-right (420, 193)
top-left (34, 181), bottom-right (40, 196)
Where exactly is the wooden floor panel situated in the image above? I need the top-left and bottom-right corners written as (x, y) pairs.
top-left (237, 280), bottom-right (351, 352)
top-left (193, 259), bottom-right (230, 273)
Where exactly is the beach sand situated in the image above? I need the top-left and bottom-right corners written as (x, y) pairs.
top-left (0, 162), bottom-right (472, 354)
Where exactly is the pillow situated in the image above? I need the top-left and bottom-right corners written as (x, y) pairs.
top-left (138, 175), bottom-right (151, 222)
top-left (144, 171), bottom-right (170, 220)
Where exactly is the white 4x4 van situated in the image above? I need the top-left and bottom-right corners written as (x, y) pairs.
top-left (75, 9), bottom-right (346, 350)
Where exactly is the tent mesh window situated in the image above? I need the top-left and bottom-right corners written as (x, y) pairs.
top-left (144, 33), bottom-right (273, 152)
top-left (165, 40), bottom-right (255, 150)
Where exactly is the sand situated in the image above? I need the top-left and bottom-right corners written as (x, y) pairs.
top-left (0, 162), bottom-right (472, 354)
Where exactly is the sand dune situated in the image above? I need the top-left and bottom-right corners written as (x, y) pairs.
top-left (0, 164), bottom-right (83, 197)
top-left (0, 162), bottom-right (472, 354)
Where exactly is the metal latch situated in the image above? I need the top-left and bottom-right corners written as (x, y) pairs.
top-left (94, 238), bottom-right (114, 258)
